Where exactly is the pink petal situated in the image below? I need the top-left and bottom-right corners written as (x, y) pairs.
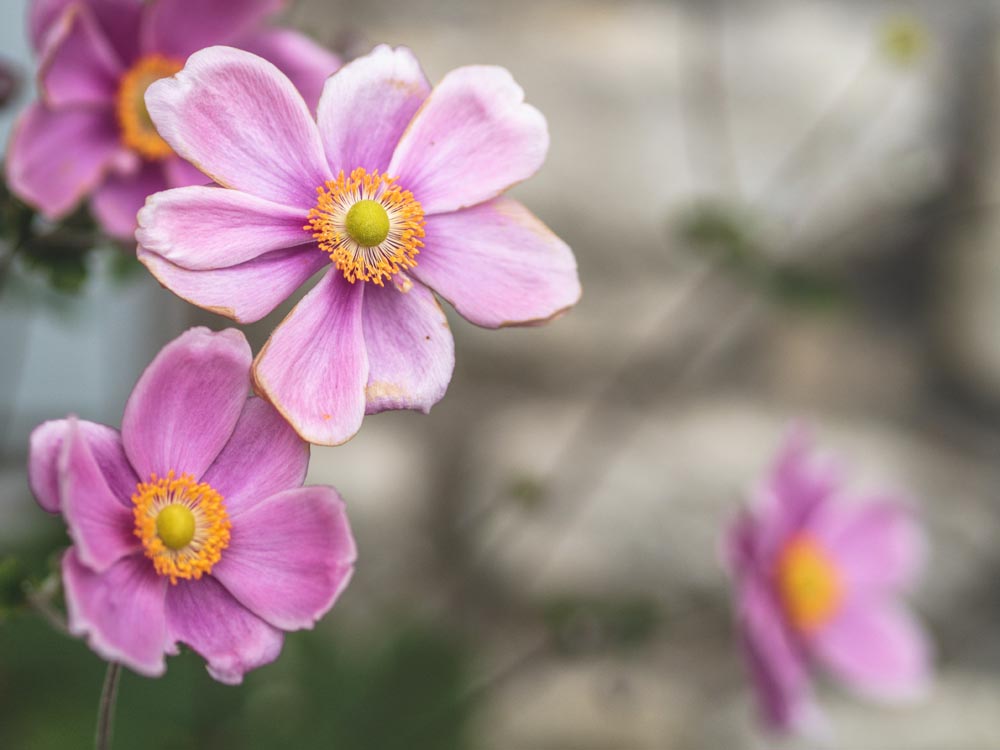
top-left (166, 575), bottom-right (283, 685)
top-left (317, 44), bottom-right (429, 174)
top-left (121, 327), bottom-right (251, 480)
top-left (141, 0), bottom-right (284, 59)
top-left (5, 103), bottom-right (122, 219)
top-left (202, 397), bottom-right (309, 516)
top-left (145, 45), bottom-right (330, 209)
top-left (38, 4), bottom-right (123, 108)
top-left (416, 198), bottom-right (580, 328)
top-left (91, 162), bottom-right (169, 240)
top-left (136, 185), bottom-right (311, 270)
top-left (29, 0), bottom-right (73, 52)
top-left (29, 419), bottom-right (138, 514)
top-left (362, 278), bottom-right (454, 415)
top-left (388, 65), bottom-right (548, 215)
top-left (163, 156), bottom-right (210, 188)
top-left (240, 28), bottom-right (342, 113)
top-left (812, 601), bottom-right (932, 701)
top-left (63, 550), bottom-right (169, 677)
top-left (59, 419), bottom-right (140, 572)
top-left (253, 271), bottom-right (369, 446)
top-left (32, 0), bottom-right (143, 62)
top-left (139, 244), bottom-right (327, 324)
top-left (212, 485), bottom-right (356, 631)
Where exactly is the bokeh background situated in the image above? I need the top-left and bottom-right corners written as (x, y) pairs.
top-left (3, 0), bottom-right (1000, 747)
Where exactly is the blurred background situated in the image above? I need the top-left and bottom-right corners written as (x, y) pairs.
top-left (3, 0), bottom-right (1000, 747)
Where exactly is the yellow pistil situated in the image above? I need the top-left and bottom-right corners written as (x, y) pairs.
top-left (305, 167), bottom-right (425, 286)
top-left (776, 534), bottom-right (844, 633)
top-left (116, 55), bottom-right (183, 160)
top-left (132, 471), bottom-right (231, 584)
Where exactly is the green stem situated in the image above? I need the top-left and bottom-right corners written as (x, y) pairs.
top-left (95, 662), bottom-right (121, 750)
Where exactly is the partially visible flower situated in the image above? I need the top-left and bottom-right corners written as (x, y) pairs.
top-left (0, 58), bottom-right (21, 111)
top-left (28, 327), bottom-right (356, 683)
top-left (137, 44), bottom-right (581, 446)
top-left (7, 0), bottom-right (340, 238)
top-left (722, 426), bottom-right (931, 733)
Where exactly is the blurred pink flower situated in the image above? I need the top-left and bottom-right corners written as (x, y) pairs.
top-left (7, 0), bottom-right (340, 238)
top-left (136, 45), bottom-right (581, 446)
top-left (28, 327), bottom-right (356, 683)
top-left (723, 426), bottom-right (932, 733)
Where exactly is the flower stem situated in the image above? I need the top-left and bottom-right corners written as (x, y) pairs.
top-left (95, 662), bottom-right (121, 750)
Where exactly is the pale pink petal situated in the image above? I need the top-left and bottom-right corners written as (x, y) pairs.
top-left (136, 186), bottom-right (311, 270)
top-left (317, 44), bottom-right (429, 174)
top-left (5, 103), bottom-right (122, 219)
top-left (240, 28), bottom-right (342, 113)
top-left (141, 0), bottom-right (284, 59)
top-left (202, 397), bottom-right (309, 516)
top-left (139, 245), bottom-right (327, 324)
top-left (38, 4), bottom-right (123, 107)
top-left (63, 550), bottom-right (169, 677)
top-left (388, 66), bottom-right (548, 215)
top-left (253, 271), bottom-right (368, 445)
top-left (145, 46), bottom-right (330, 208)
top-left (166, 576), bottom-right (283, 685)
top-left (812, 601), bottom-right (932, 701)
top-left (91, 162), bottom-right (168, 239)
top-left (121, 327), bottom-right (251, 480)
top-left (29, 419), bottom-right (138, 514)
top-left (60, 419), bottom-right (140, 571)
top-left (163, 156), bottom-right (209, 188)
top-left (416, 198), bottom-right (580, 328)
top-left (362, 279), bottom-right (454, 415)
top-left (212, 486), bottom-right (356, 631)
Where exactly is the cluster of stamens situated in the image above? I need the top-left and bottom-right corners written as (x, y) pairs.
top-left (132, 471), bottom-right (231, 584)
top-left (116, 55), bottom-right (183, 160)
top-left (775, 534), bottom-right (844, 633)
top-left (306, 167), bottom-right (425, 286)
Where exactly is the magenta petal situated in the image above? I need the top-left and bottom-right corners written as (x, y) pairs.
top-left (32, 0), bottom-right (143, 62)
top-left (812, 601), bottom-right (932, 701)
top-left (39, 4), bottom-right (123, 108)
top-left (163, 156), bottom-right (209, 188)
top-left (317, 44), bottom-right (429, 174)
top-left (137, 186), bottom-right (311, 270)
top-left (121, 327), bottom-right (251, 480)
top-left (202, 397), bottom-right (309, 516)
top-left (240, 28), bottom-right (342, 113)
top-left (141, 0), bottom-right (284, 59)
top-left (5, 103), bottom-right (122, 219)
top-left (145, 46), bottom-right (330, 208)
top-left (91, 162), bottom-right (168, 240)
top-left (388, 66), bottom-right (548, 215)
top-left (166, 576), bottom-right (283, 685)
top-left (63, 550), bottom-right (169, 677)
top-left (60, 419), bottom-right (140, 572)
top-left (29, 0), bottom-right (73, 52)
top-left (212, 486), bottom-right (356, 631)
top-left (253, 271), bottom-right (369, 446)
top-left (362, 279), bottom-right (454, 415)
top-left (139, 245), bottom-right (326, 324)
top-left (416, 198), bottom-right (580, 328)
top-left (29, 419), bottom-right (138, 514)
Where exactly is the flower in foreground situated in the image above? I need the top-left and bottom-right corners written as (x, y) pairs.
top-left (28, 327), bottom-right (356, 683)
top-left (136, 44), bottom-right (581, 445)
top-left (7, 0), bottom-right (340, 238)
top-left (723, 427), bottom-right (931, 733)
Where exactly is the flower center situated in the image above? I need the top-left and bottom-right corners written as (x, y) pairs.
top-left (116, 54), bottom-right (183, 161)
top-left (132, 472), bottom-right (231, 584)
top-left (305, 167), bottom-right (425, 286)
top-left (776, 534), bottom-right (843, 632)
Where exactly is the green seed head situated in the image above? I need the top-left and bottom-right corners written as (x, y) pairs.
top-left (344, 199), bottom-right (390, 247)
top-left (156, 504), bottom-right (196, 550)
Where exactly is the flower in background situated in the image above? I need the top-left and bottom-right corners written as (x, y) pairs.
top-left (723, 426), bottom-right (932, 733)
top-left (7, 0), bottom-right (340, 239)
top-left (136, 44), bottom-right (581, 445)
top-left (28, 327), bottom-right (356, 683)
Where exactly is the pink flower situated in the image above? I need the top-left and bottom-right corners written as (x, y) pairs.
top-left (136, 44), bottom-right (581, 445)
top-left (7, 0), bottom-right (340, 238)
top-left (27, 327), bottom-right (356, 683)
top-left (723, 427), bottom-right (932, 733)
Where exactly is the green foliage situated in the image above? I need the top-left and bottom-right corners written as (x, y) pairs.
top-left (544, 596), bottom-right (663, 655)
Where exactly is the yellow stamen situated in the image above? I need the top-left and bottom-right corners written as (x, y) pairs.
top-left (776, 534), bottom-right (844, 632)
top-left (132, 471), bottom-right (231, 584)
top-left (306, 167), bottom-right (425, 286)
top-left (116, 55), bottom-right (183, 160)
